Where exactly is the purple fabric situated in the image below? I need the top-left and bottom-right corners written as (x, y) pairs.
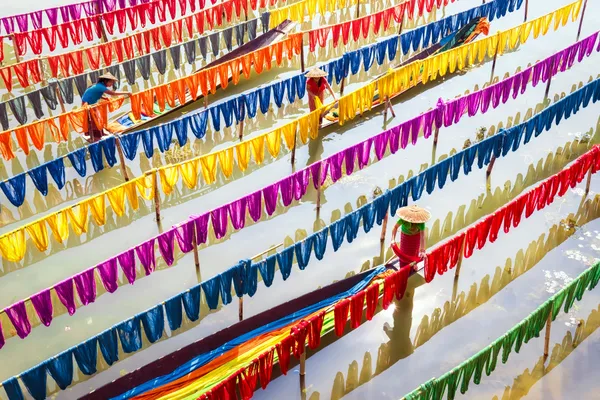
top-left (158, 230), bottom-right (175, 266)
top-left (310, 161), bottom-right (328, 188)
top-left (356, 139), bottom-right (372, 170)
top-left (422, 110), bottom-right (435, 138)
top-left (74, 269), bottom-right (97, 305)
top-left (328, 152), bottom-right (344, 183)
top-left (60, 7), bottom-right (71, 23)
top-left (293, 168), bottom-right (310, 200)
top-left (246, 191), bottom-right (262, 222)
top-left (344, 146), bottom-right (356, 176)
top-left (15, 14), bottom-right (28, 32)
top-left (2, 18), bottom-right (15, 35)
top-left (388, 125), bottom-right (400, 153)
top-left (118, 249), bottom-right (137, 285)
top-left (434, 98), bottom-right (445, 129)
top-left (279, 176), bottom-right (294, 207)
top-left (6, 301), bottom-right (31, 339)
top-left (69, 4), bottom-right (83, 20)
top-left (228, 199), bottom-right (247, 230)
top-left (175, 221), bottom-right (194, 253)
top-left (136, 238), bottom-right (156, 275)
top-left (31, 11), bottom-right (43, 29)
top-left (210, 208), bottom-right (228, 239)
top-left (373, 131), bottom-right (388, 160)
top-left (192, 213), bottom-right (209, 245)
top-left (98, 258), bottom-right (119, 293)
top-left (31, 289), bottom-right (53, 327)
top-left (56, 279), bottom-right (76, 315)
top-left (262, 182), bottom-right (279, 215)
top-left (46, 8), bottom-right (59, 25)
top-left (400, 122), bottom-right (411, 149)
top-left (0, 322), bottom-right (4, 349)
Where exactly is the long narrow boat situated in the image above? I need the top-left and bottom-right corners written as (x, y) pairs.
top-left (321, 17), bottom-right (491, 128)
top-left (105, 20), bottom-right (297, 135)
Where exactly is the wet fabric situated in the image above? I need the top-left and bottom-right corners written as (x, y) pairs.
top-left (117, 318), bottom-right (142, 353)
top-left (73, 338), bottom-right (98, 376)
top-left (31, 290), bottom-right (53, 327)
top-left (47, 352), bottom-right (73, 390)
top-left (98, 328), bottom-right (119, 365)
top-left (165, 294), bottom-right (183, 331)
top-left (9, 97), bottom-right (27, 125)
top-left (141, 306), bottom-right (164, 343)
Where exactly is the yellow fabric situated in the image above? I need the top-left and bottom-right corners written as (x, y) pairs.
top-left (217, 148), bottom-right (234, 178)
top-left (123, 180), bottom-right (140, 212)
top-left (266, 129), bottom-right (282, 158)
top-left (67, 203), bottom-right (90, 235)
top-left (235, 141), bottom-right (251, 172)
top-left (25, 221), bottom-right (49, 252)
top-left (250, 135), bottom-right (265, 165)
top-left (200, 154), bottom-right (218, 184)
top-left (87, 195), bottom-right (107, 226)
top-left (281, 121), bottom-right (298, 150)
top-left (135, 173), bottom-right (155, 200)
top-left (0, 229), bottom-right (26, 262)
top-left (179, 159), bottom-right (199, 189)
top-left (159, 165), bottom-right (180, 196)
top-left (107, 186), bottom-right (127, 217)
top-left (47, 211), bottom-right (70, 243)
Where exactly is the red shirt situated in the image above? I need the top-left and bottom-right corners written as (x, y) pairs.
top-left (307, 78), bottom-right (326, 95)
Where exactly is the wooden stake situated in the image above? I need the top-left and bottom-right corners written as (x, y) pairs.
top-left (543, 311), bottom-right (552, 360)
top-left (300, 34), bottom-right (306, 73)
top-left (584, 165), bottom-right (593, 196)
top-left (38, 58), bottom-right (47, 86)
top-left (489, 51), bottom-right (498, 84)
top-left (10, 35), bottom-right (21, 63)
top-left (238, 297), bottom-right (244, 321)
top-left (55, 85), bottom-right (67, 113)
top-left (454, 238), bottom-right (467, 280)
top-left (486, 155), bottom-right (496, 180)
top-left (115, 138), bottom-right (130, 181)
top-left (153, 170), bottom-right (161, 224)
top-left (576, 0), bottom-right (588, 42)
top-left (191, 225), bottom-right (200, 276)
top-left (380, 212), bottom-right (389, 244)
top-left (356, 0), bottom-right (360, 19)
top-left (95, 0), bottom-right (109, 43)
top-left (238, 119), bottom-right (244, 141)
top-left (340, 76), bottom-right (346, 96)
top-left (523, 0), bottom-right (529, 22)
top-left (204, 95), bottom-right (209, 109)
top-left (433, 126), bottom-right (440, 147)
top-left (544, 58), bottom-right (555, 99)
top-left (386, 98), bottom-right (396, 118)
top-left (315, 178), bottom-right (322, 215)
top-left (383, 96), bottom-right (389, 121)
top-left (291, 129), bottom-right (298, 165)
top-left (299, 349), bottom-right (306, 376)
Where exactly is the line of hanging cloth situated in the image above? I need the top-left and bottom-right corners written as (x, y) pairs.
top-left (1, 81), bottom-right (598, 399)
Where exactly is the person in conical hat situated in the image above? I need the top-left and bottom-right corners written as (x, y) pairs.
top-left (306, 67), bottom-right (336, 112)
top-left (82, 72), bottom-right (131, 106)
top-left (391, 205), bottom-right (431, 270)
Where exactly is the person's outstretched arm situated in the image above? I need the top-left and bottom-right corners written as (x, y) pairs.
top-left (105, 90), bottom-right (132, 97)
top-left (325, 80), bottom-right (337, 101)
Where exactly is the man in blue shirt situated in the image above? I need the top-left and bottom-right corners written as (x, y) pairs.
top-left (82, 72), bottom-right (131, 105)
top-left (83, 72), bottom-right (131, 142)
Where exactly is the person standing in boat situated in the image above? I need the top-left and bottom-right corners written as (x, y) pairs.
top-left (391, 205), bottom-right (431, 271)
top-left (306, 67), bottom-right (336, 112)
top-left (82, 73), bottom-right (131, 141)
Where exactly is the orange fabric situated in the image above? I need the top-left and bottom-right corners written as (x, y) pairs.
top-left (27, 123), bottom-right (45, 151)
top-left (140, 91), bottom-right (155, 116)
top-left (131, 93), bottom-right (142, 120)
top-left (185, 76), bottom-right (199, 101)
top-left (206, 68), bottom-right (218, 95)
top-left (46, 119), bottom-right (66, 142)
top-left (14, 127), bottom-right (29, 155)
top-left (155, 86), bottom-right (166, 112)
top-left (164, 84), bottom-right (177, 108)
top-left (68, 108), bottom-right (89, 133)
top-left (217, 64), bottom-right (229, 90)
top-left (90, 103), bottom-right (109, 130)
top-left (0, 132), bottom-right (14, 160)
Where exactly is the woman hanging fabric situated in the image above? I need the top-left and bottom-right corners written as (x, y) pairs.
top-left (306, 67), bottom-right (336, 113)
top-left (391, 205), bottom-right (431, 271)
top-left (82, 73), bottom-right (131, 142)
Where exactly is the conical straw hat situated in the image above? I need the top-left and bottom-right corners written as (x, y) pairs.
top-left (99, 72), bottom-right (118, 81)
top-left (305, 67), bottom-right (327, 78)
top-left (397, 205), bottom-right (431, 223)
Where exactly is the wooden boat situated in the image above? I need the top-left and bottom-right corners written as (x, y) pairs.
top-left (104, 20), bottom-right (297, 135)
top-left (320, 17), bottom-right (491, 128)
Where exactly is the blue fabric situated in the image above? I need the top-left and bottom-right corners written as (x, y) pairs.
top-left (82, 83), bottom-right (109, 105)
top-left (209, 106), bottom-right (221, 132)
top-left (257, 255), bottom-right (276, 287)
top-left (389, 182), bottom-right (408, 216)
top-left (221, 101), bottom-right (234, 128)
top-left (2, 377), bottom-right (24, 400)
top-left (98, 328), bottom-right (119, 365)
top-left (165, 294), bottom-right (183, 331)
top-left (201, 276), bottom-right (220, 310)
top-left (450, 151), bottom-right (463, 181)
top-left (73, 338), bottom-right (98, 376)
top-left (47, 158), bottom-right (66, 189)
top-left (102, 136), bottom-right (117, 167)
top-left (21, 363), bottom-right (48, 400)
top-left (219, 268), bottom-right (233, 305)
top-left (183, 285), bottom-right (202, 319)
top-left (47, 352), bottom-right (73, 390)
top-left (117, 318), bottom-right (143, 353)
top-left (272, 80), bottom-right (286, 108)
top-left (245, 262), bottom-right (258, 297)
top-left (1, 173), bottom-right (26, 207)
top-left (141, 129), bottom-right (155, 159)
top-left (330, 218), bottom-right (346, 252)
top-left (154, 125), bottom-right (174, 153)
top-left (258, 86), bottom-right (271, 114)
top-left (111, 266), bottom-right (386, 400)
top-left (349, 50), bottom-right (361, 75)
top-left (88, 142), bottom-right (105, 173)
top-left (313, 228), bottom-right (328, 260)
top-left (189, 111), bottom-right (208, 139)
top-left (346, 211), bottom-right (361, 243)
top-left (231, 97), bottom-right (246, 123)
top-left (245, 91), bottom-right (258, 118)
top-left (28, 165), bottom-right (49, 196)
top-left (120, 132), bottom-right (140, 160)
top-left (375, 41), bottom-right (387, 66)
top-left (359, 203), bottom-right (376, 234)
top-left (436, 158), bottom-right (451, 189)
top-left (374, 191), bottom-right (390, 225)
top-left (277, 246), bottom-right (294, 280)
top-left (141, 305), bottom-right (164, 344)
top-left (232, 260), bottom-right (248, 297)
top-left (173, 118), bottom-right (189, 146)
top-left (294, 236), bottom-right (313, 270)
top-left (463, 145), bottom-right (477, 174)
top-left (361, 47), bottom-right (375, 72)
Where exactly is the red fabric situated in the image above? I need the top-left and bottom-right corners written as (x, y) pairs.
top-left (291, 320), bottom-right (308, 358)
top-left (42, 26), bottom-right (58, 51)
top-left (0, 67), bottom-right (12, 92)
top-left (557, 169), bottom-right (571, 196)
top-left (69, 20), bottom-right (83, 46)
top-left (85, 47), bottom-right (101, 70)
top-left (100, 44), bottom-right (113, 66)
top-left (156, 0), bottom-right (167, 22)
top-left (48, 56), bottom-right (60, 78)
top-left (351, 19), bottom-right (361, 42)
top-left (476, 215), bottom-right (493, 250)
top-left (331, 25), bottom-right (341, 48)
top-left (395, 266), bottom-right (410, 300)
top-left (104, 11), bottom-right (116, 35)
top-left (275, 335), bottom-right (294, 375)
top-left (239, 360), bottom-right (259, 400)
top-left (164, 0), bottom-right (177, 19)
top-left (365, 283), bottom-right (379, 320)
top-left (464, 227), bottom-right (477, 258)
top-left (382, 274), bottom-right (395, 310)
top-left (350, 291), bottom-right (365, 329)
top-left (160, 24), bottom-right (173, 48)
top-left (13, 33), bottom-right (28, 56)
top-left (306, 78), bottom-right (326, 95)
top-left (360, 15), bottom-right (371, 39)
top-left (151, 28), bottom-right (161, 51)
top-left (57, 25), bottom-right (70, 48)
top-left (334, 298), bottom-right (350, 337)
top-left (126, 7), bottom-right (139, 31)
top-left (13, 63), bottom-right (29, 88)
top-left (488, 209), bottom-right (505, 243)
top-left (373, 10), bottom-right (383, 34)
top-left (258, 349), bottom-right (275, 390)
top-left (116, 9), bottom-right (127, 33)
top-left (0, 37), bottom-right (4, 63)
top-left (524, 189), bottom-right (538, 218)
top-left (184, 15), bottom-right (194, 39)
top-left (512, 195), bottom-right (528, 228)
top-left (173, 19), bottom-right (184, 43)
top-left (123, 36), bottom-right (134, 59)
top-left (307, 312), bottom-right (325, 349)
top-left (195, 12), bottom-right (205, 35)
top-left (341, 21), bottom-right (351, 45)
top-left (27, 30), bottom-right (43, 54)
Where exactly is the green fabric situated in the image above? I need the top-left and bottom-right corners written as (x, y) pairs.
top-left (402, 261), bottom-right (600, 400)
top-left (397, 219), bottom-right (426, 235)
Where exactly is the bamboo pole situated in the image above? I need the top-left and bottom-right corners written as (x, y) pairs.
top-left (544, 58), bottom-right (555, 99)
top-left (238, 119), bottom-right (244, 141)
top-left (204, 94), bottom-right (209, 109)
top-left (38, 58), bottom-right (47, 86)
top-left (55, 85), bottom-right (67, 113)
top-left (356, 0), bottom-right (361, 19)
top-left (239, 297), bottom-right (244, 321)
top-left (340, 76), bottom-right (346, 96)
top-left (315, 178), bottom-right (322, 215)
top-left (152, 170), bottom-right (161, 224)
top-left (299, 348), bottom-right (307, 376)
top-left (383, 96), bottom-right (389, 121)
top-left (584, 165), bottom-right (593, 196)
top-left (380, 212), bottom-right (389, 244)
top-left (486, 155), bottom-right (496, 180)
top-left (300, 34), bottom-right (306, 73)
top-left (454, 239), bottom-right (467, 280)
top-left (291, 129), bottom-right (298, 165)
top-left (10, 35), bottom-right (21, 63)
top-left (433, 126), bottom-right (440, 147)
top-left (523, 0), bottom-right (529, 22)
top-left (543, 311), bottom-right (552, 360)
top-left (115, 138), bottom-right (130, 181)
top-left (191, 225), bottom-right (200, 276)
top-left (576, 0), bottom-right (588, 42)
